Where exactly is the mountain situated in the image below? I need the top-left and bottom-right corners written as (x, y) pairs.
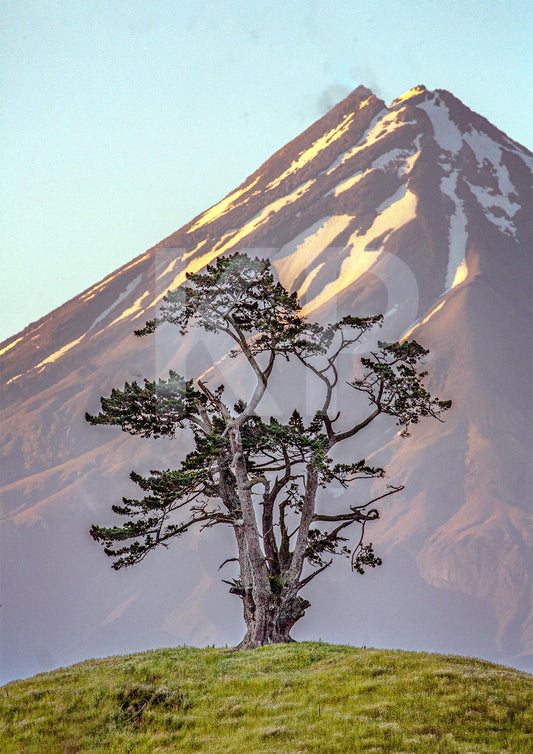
top-left (1, 84), bottom-right (532, 683)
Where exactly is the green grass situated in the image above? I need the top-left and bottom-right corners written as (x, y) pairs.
top-left (1, 643), bottom-right (531, 753)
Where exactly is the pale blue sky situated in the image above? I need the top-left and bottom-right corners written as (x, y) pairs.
top-left (1, 0), bottom-right (531, 341)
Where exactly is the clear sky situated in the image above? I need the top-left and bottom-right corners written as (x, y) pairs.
top-left (1, 0), bottom-right (531, 342)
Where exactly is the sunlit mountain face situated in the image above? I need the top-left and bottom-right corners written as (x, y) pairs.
top-left (1, 85), bottom-right (531, 682)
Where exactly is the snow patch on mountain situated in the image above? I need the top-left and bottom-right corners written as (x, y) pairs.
top-left (298, 262), bottom-right (325, 298)
top-left (465, 128), bottom-right (511, 174)
top-left (364, 110), bottom-right (417, 150)
top-left (501, 135), bottom-right (533, 165)
top-left (108, 290), bottom-right (152, 328)
top-left (157, 253), bottom-right (184, 280)
top-left (276, 218), bottom-right (330, 259)
top-left (399, 149), bottom-right (421, 176)
top-left (80, 252), bottom-right (151, 303)
top-left (187, 177), bottom-right (260, 232)
top-left (377, 184), bottom-right (409, 213)
top-left (417, 99), bottom-right (463, 153)
top-left (402, 299), bottom-right (447, 340)
top-left (324, 108), bottom-right (389, 172)
top-left (267, 112), bottom-right (356, 190)
top-left (303, 186), bottom-right (418, 314)
top-left (390, 85), bottom-right (427, 107)
top-left (440, 170), bottom-right (468, 291)
top-left (182, 238), bottom-right (209, 263)
top-left (467, 181), bottom-right (519, 238)
top-left (223, 180), bottom-right (315, 248)
top-left (0, 336), bottom-right (23, 357)
top-left (326, 170), bottom-right (367, 197)
top-left (368, 133), bottom-right (422, 178)
top-left (303, 248), bottom-right (381, 316)
top-left (34, 335), bottom-right (85, 372)
top-left (274, 215), bottom-right (354, 291)
top-left (5, 372), bottom-right (22, 385)
top-left (461, 129), bottom-right (522, 239)
top-left (372, 147), bottom-right (411, 169)
top-left (89, 274), bottom-right (143, 332)
top-left (451, 258), bottom-right (469, 288)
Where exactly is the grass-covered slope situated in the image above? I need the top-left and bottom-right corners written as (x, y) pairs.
top-left (1, 643), bottom-right (531, 753)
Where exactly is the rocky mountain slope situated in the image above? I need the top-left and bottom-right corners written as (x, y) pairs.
top-left (1, 84), bottom-right (531, 682)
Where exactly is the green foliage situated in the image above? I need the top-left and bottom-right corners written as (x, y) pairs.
top-left (2, 644), bottom-right (531, 753)
top-left (304, 527), bottom-right (351, 566)
top-left (352, 542), bottom-right (383, 574)
top-left (85, 371), bottom-right (205, 438)
top-left (89, 461), bottom-right (231, 569)
top-left (351, 341), bottom-right (452, 437)
top-left (135, 254), bottom-right (314, 356)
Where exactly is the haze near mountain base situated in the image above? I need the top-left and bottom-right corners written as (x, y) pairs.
top-left (1, 84), bottom-right (531, 682)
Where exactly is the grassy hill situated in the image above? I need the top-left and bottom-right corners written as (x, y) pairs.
top-left (1, 642), bottom-right (531, 753)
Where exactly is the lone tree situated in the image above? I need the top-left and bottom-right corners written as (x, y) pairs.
top-left (87, 253), bottom-right (451, 649)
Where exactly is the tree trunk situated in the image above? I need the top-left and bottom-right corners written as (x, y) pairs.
top-left (227, 429), bottom-right (317, 650)
top-left (236, 589), bottom-right (311, 649)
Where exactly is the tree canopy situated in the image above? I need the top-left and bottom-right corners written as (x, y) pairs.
top-left (87, 252), bottom-right (451, 648)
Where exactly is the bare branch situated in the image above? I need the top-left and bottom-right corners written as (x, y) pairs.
top-left (332, 406), bottom-right (381, 445)
top-left (218, 557), bottom-right (239, 571)
top-left (243, 475), bottom-right (268, 490)
top-left (298, 559), bottom-right (333, 589)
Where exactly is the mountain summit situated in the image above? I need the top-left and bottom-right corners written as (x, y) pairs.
top-left (1, 85), bottom-right (531, 682)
